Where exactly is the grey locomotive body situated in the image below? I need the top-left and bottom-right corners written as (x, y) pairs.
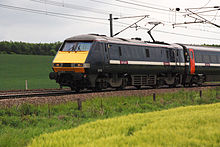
top-left (49, 34), bottom-right (220, 91)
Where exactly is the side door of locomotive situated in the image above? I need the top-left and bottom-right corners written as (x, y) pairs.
top-left (188, 48), bottom-right (195, 74)
top-left (170, 48), bottom-right (177, 70)
top-left (104, 43), bottom-right (110, 63)
top-left (174, 48), bottom-right (182, 71)
top-left (102, 43), bottom-right (112, 72)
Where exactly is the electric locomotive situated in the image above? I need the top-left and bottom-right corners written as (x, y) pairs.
top-left (49, 34), bottom-right (220, 91)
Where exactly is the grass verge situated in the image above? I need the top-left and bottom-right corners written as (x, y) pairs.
top-left (0, 88), bottom-right (220, 147)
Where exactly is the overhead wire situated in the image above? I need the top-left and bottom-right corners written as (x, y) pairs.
top-left (90, 0), bottom-right (156, 12)
top-left (0, 1), bottom-right (219, 41)
top-left (30, 0), bottom-right (129, 16)
top-left (211, 10), bottom-right (219, 22)
top-left (117, 0), bottom-right (220, 18)
top-left (188, 0), bottom-right (211, 12)
top-left (115, 21), bottom-right (220, 41)
top-left (31, 0), bottom-right (182, 25)
top-left (154, 29), bottom-right (220, 41)
top-left (132, 0), bottom-right (170, 9)
top-left (116, 0), bottom-right (177, 12)
top-left (0, 3), bottom-right (109, 24)
top-left (0, 3), bottom-right (106, 20)
top-left (115, 20), bottom-right (215, 33)
top-left (91, 0), bottom-right (176, 16)
top-left (93, 0), bottom-right (218, 26)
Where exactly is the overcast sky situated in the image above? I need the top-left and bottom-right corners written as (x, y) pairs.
top-left (0, 0), bottom-right (219, 44)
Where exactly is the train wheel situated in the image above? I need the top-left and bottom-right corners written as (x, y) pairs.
top-left (116, 79), bottom-right (127, 90)
top-left (70, 86), bottom-right (74, 91)
top-left (92, 87), bottom-right (102, 92)
top-left (152, 84), bottom-right (159, 89)
top-left (135, 85), bottom-right (141, 89)
top-left (75, 88), bottom-right (81, 93)
top-left (70, 86), bottom-right (81, 93)
top-left (169, 84), bottom-right (176, 88)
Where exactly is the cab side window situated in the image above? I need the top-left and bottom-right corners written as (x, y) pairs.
top-left (145, 48), bottom-right (150, 57)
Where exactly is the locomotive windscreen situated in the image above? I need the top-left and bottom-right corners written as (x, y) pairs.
top-left (60, 42), bottom-right (92, 52)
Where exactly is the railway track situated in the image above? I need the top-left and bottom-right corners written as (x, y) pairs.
top-left (0, 89), bottom-right (75, 99)
top-left (0, 84), bottom-right (220, 108)
top-left (1, 83), bottom-right (220, 100)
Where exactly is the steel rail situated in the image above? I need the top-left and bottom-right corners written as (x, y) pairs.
top-left (0, 83), bottom-right (220, 100)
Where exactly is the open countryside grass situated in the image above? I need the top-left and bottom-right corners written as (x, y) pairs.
top-left (0, 88), bottom-right (220, 147)
top-left (29, 103), bottom-right (220, 147)
top-left (0, 54), bottom-right (58, 90)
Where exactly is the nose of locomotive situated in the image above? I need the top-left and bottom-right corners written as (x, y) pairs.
top-left (52, 51), bottom-right (90, 73)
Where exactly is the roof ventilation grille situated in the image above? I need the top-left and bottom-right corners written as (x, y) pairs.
top-left (89, 34), bottom-right (106, 37)
top-left (131, 37), bottom-right (142, 41)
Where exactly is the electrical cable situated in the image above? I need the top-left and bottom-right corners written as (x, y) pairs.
top-left (211, 10), bottom-right (219, 22)
top-left (0, 3), bottom-right (107, 20)
top-left (140, 27), bottom-right (220, 41)
top-left (91, 0), bottom-right (178, 16)
top-left (90, 0), bottom-right (166, 15)
top-left (30, 0), bottom-right (129, 16)
top-left (0, 3), bottom-right (110, 24)
top-left (189, 0), bottom-right (211, 11)
top-left (115, 21), bottom-right (220, 40)
top-left (0, 2), bottom-right (219, 41)
top-left (116, 0), bottom-right (175, 12)
top-left (132, 0), bottom-right (170, 9)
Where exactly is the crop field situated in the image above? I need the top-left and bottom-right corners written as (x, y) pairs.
top-left (0, 54), bottom-right (58, 90)
top-left (28, 102), bottom-right (220, 147)
top-left (0, 88), bottom-right (220, 147)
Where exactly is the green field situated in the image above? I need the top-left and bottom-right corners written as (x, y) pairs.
top-left (0, 89), bottom-right (219, 147)
top-left (0, 54), bottom-right (58, 90)
top-left (28, 103), bottom-right (220, 147)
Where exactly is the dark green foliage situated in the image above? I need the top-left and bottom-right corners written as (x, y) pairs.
top-left (202, 44), bottom-right (220, 48)
top-left (0, 88), bottom-right (220, 147)
top-left (0, 41), bottom-right (62, 55)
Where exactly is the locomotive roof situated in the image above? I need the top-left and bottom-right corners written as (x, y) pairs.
top-left (65, 34), bottom-right (220, 52)
top-left (65, 34), bottom-right (176, 48)
top-left (186, 45), bottom-right (220, 52)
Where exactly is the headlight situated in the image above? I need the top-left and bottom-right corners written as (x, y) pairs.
top-left (83, 63), bottom-right (90, 68)
top-left (77, 63), bottom-right (83, 67)
top-left (53, 63), bottom-right (90, 68)
top-left (54, 63), bottom-right (61, 67)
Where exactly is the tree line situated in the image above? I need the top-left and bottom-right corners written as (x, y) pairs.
top-left (202, 44), bottom-right (220, 48)
top-left (0, 41), bottom-right (219, 56)
top-left (0, 41), bottom-right (62, 56)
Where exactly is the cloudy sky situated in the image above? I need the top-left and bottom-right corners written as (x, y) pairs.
top-left (0, 0), bottom-right (219, 44)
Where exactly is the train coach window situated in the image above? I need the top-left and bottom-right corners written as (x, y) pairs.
top-left (211, 55), bottom-right (217, 63)
top-left (145, 49), bottom-right (150, 57)
top-left (196, 53), bottom-right (202, 62)
top-left (203, 55), bottom-right (210, 63)
top-left (176, 50), bottom-right (179, 56)
top-left (166, 50), bottom-right (169, 58)
top-left (119, 47), bottom-right (122, 56)
top-left (218, 56), bottom-right (220, 63)
top-left (105, 44), bottom-right (108, 52)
